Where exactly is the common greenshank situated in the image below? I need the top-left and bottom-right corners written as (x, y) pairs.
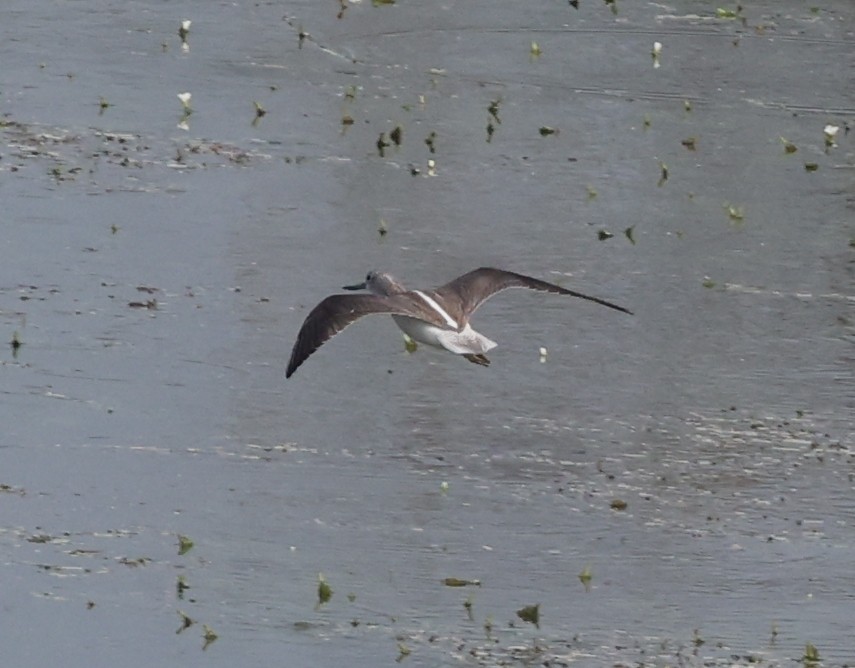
top-left (286, 267), bottom-right (631, 378)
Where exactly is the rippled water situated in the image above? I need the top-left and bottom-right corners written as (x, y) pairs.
top-left (2, 0), bottom-right (853, 665)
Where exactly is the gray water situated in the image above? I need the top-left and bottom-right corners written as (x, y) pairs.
top-left (2, 1), bottom-right (853, 665)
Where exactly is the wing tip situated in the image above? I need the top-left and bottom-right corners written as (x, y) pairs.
top-left (286, 347), bottom-right (310, 378)
top-left (610, 302), bottom-right (633, 316)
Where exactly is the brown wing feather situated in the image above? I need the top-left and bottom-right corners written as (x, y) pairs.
top-left (286, 293), bottom-right (449, 378)
top-left (433, 267), bottom-right (632, 322)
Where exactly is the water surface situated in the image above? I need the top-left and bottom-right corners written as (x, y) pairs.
top-left (2, 1), bottom-right (853, 665)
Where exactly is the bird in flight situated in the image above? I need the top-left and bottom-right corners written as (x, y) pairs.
top-left (286, 267), bottom-right (631, 378)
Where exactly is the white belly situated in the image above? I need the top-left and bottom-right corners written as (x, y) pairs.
top-left (392, 316), bottom-right (497, 355)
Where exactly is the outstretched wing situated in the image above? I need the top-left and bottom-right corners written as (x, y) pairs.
top-left (432, 267), bottom-right (632, 322)
top-left (286, 293), bottom-right (449, 378)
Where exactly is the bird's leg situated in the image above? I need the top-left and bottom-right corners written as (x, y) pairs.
top-left (402, 334), bottom-right (418, 353)
top-left (463, 353), bottom-right (491, 367)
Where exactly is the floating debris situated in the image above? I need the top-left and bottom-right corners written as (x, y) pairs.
top-left (426, 159), bottom-right (437, 177)
top-left (724, 203), bottom-right (744, 221)
top-left (702, 277), bottom-right (716, 289)
top-left (610, 498), bottom-right (628, 511)
top-left (651, 41), bottom-right (662, 68)
top-left (683, 99), bottom-right (693, 113)
top-left (716, 7), bottom-right (740, 19)
top-left (586, 185), bottom-right (598, 200)
top-left (317, 573), bottom-right (333, 608)
top-left (780, 137), bottom-right (797, 154)
top-left (464, 595), bottom-right (475, 621)
top-left (693, 628), bottom-right (705, 647)
top-left (658, 160), bottom-right (669, 186)
top-left (439, 481), bottom-right (449, 494)
top-left (128, 299), bottom-right (157, 310)
top-left (516, 603), bottom-right (540, 629)
top-left (178, 19), bottom-right (191, 42)
top-left (569, 0), bottom-right (579, 7)
top-left (804, 162), bottom-right (819, 172)
top-left (28, 533), bottom-right (52, 544)
top-left (597, 230), bottom-right (613, 241)
top-left (530, 41), bottom-right (542, 59)
top-left (202, 624), bottom-right (218, 650)
top-left (176, 610), bottom-right (194, 634)
top-left (11, 331), bottom-right (22, 357)
top-left (341, 114), bottom-right (354, 127)
top-left (178, 92), bottom-right (192, 112)
top-left (390, 125), bottom-right (403, 146)
top-left (538, 126), bottom-right (557, 137)
top-left (252, 101), bottom-right (266, 127)
top-left (488, 98), bottom-right (501, 124)
top-left (424, 131), bottom-right (437, 154)
top-left (177, 535), bottom-right (194, 555)
top-left (177, 93), bottom-right (192, 130)
top-left (603, 0), bottom-right (617, 15)
top-left (486, 122), bottom-right (495, 143)
top-left (99, 97), bottom-right (112, 115)
top-left (484, 615), bottom-right (494, 639)
top-left (803, 642), bottom-right (820, 664)
top-left (823, 124), bottom-right (839, 150)
top-left (395, 642), bottom-right (411, 662)
top-left (539, 346), bottom-right (548, 363)
top-left (578, 565), bottom-right (593, 592)
top-left (377, 133), bottom-right (390, 157)
top-left (624, 225), bottom-right (636, 245)
top-left (681, 137), bottom-right (697, 151)
top-left (177, 575), bottom-right (190, 599)
top-left (378, 218), bottom-right (388, 238)
top-left (117, 556), bottom-right (151, 568)
top-left (443, 577), bottom-right (481, 587)
top-left (643, 114), bottom-right (651, 129)
top-left (298, 26), bottom-right (309, 49)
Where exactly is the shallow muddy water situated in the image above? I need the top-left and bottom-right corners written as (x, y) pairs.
top-left (2, 1), bottom-right (853, 666)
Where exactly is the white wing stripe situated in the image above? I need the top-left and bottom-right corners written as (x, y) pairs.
top-left (413, 291), bottom-right (457, 328)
